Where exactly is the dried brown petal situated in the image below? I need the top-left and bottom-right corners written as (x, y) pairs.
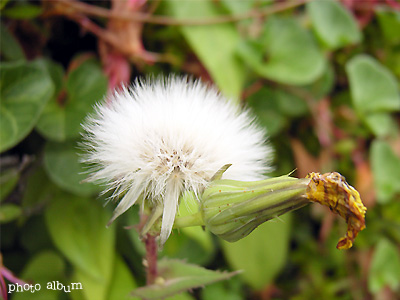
top-left (306, 172), bottom-right (367, 250)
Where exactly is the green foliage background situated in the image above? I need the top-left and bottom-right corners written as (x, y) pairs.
top-left (1, 0), bottom-right (400, 299)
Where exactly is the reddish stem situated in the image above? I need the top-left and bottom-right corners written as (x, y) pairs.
top-left (385, 0), bottom-right (400, 10)
top-left (144, 234), bottom-right (158, 285)
top-left (46, 0), bottom-right (310, 26)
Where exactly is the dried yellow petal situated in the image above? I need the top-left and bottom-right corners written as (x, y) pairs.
top-left (306, 172), bottom-right (367, 250)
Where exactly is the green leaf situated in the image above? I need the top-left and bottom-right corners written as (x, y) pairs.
top-left (43, 140), bottom-right (101, 196)
top-left (42, 59), bottom-right (64, 94)
top-left (370, 140), bottom-right (400, 203)
top-left (165, 0), bottom-right (245, 103)
top-left (36, 59), bottom-right (107, 142)
top-left (45, 193), bottom-right (115, 300)
top-left (275, 89), bottom-right (309, 117)
top-left (107, 255), bottom-right (138, 300)
top-left (381, 202), bottom-right (400, 243)
top-left (221, 0), bottom-right (265, 15)
top-left (347, 55), bottom-right (400, 113)
top-left (0, 22), bottom-right (25, 61)
top-left (237, 17), bottom-right (326, 85)
top-left (163, 227), bottom-right (215, 265)
top-left (376, 8), bottom-right (400, 44)
top-left (302, 63), bottom-right (335, 99)
top-left (221, 214), bottom-right (291, 290)
top-left (202, 276), bottom-right (243, 300)
top-left (20, 216), bottom-right (54, 253)
top-left (368, 239), bottom-right (400, 293)
top-left (12, 251), bottom-right (66, 300)
top-left (165, 294), bottom-right (195, 300)
top-left (0, 61), bottom-right (54, 152)
top-left (346, 55), bottom-right (400, 136)
top-left (0, 0), bottom-right (11, 9)
top-left (72, 255), bottom-right (137, 300)
top-left (132, 259), bottom-right (239, 300)
top-left (2, 3), bottom-right (42, 19)
top-left (0, 167), bottom-right (19, 202)
top-left (246, 86), bottom-right (308, 136)
top-left (0, 203), bottom-right (22, 223)
top-left (73, 268), bottom-right (104, 300)
top-left (363, 113), bottom-right (398, 138)
top-left (246, 86), bottom-right (285, 136)
top-left (22, 167), bottom-right (56, 208)
top-left (307, 0), bottom-right (361, 49)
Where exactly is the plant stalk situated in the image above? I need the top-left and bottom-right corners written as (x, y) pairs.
top-left (144, 234), bottom-right (158, 285)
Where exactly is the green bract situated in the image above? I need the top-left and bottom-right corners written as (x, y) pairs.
top-left (201, 175), bottom-right (310, 242)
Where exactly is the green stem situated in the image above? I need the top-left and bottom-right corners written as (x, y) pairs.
top-left (173, 211), bottom-right (204, 229)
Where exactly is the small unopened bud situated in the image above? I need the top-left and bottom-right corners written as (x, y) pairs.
top-left (201, 176), bottom-right (310, 242)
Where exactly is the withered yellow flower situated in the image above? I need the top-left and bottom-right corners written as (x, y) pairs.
top-left (306, 172), bottom-right (367, 250)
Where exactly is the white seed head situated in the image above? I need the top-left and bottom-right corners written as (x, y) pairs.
top-left (81, 76), bottom-right (273, 246)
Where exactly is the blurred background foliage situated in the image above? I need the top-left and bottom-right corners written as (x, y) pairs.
top-left (1, 0), bottom-right (400, 299)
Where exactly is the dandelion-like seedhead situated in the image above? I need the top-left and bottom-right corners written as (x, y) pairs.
top-left (82, 76), bottom-right (272, 246)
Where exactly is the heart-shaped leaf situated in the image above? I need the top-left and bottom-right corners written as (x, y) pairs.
top-left (307, 0), bottom-right (361, 49)
top-left (0, 60), bottom-right (53, 152)
top-left (36, 59), bottom-right (107, 142)
top-left (347, 55), bottom-right (400, 114)
top-left (346, 55), bottom-right (400, 137)
top-left (43, 140), bottom-right (101, 196)
top-left (237, 17), bottom-right (326, 85)
top-left (45, 192), bottom-right (115, 285)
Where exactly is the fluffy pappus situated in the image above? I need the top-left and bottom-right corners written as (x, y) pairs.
top-left (81, 76), bottom-right (273, 246)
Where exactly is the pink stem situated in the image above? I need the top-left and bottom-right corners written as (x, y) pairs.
top-left (0, 273), bottom-right (7, 300)
top-left (0, 266), bottom-right (28, 300)
top-left (144, 234), bottom-right (158, 285)
top-left (2, 268), bottom-right (27, 286)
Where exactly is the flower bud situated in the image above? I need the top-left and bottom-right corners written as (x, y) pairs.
top-left (200, 176), bottom-right (310, 242)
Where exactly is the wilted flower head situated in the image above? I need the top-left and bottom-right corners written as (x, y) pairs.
top-left (82, 76), bottom-right (272, 246)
